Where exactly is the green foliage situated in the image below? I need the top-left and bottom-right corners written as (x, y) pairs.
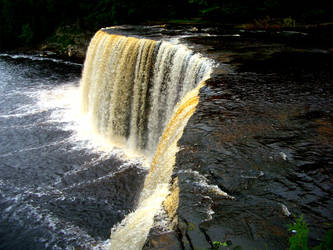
top-left (313, 227), bottom-right (333, 250)
top-left (187, 222), bottom-right (196, 231)
top-left (212, 240), bottom-right (227, 249)
top-left (0, 0), bottom-right (333, 49)
top-left (19, 23), bottom-right (33, 44)
top-left (201, 6), bottom-right (221, 15)
top-left (187, 0), bottom-right (221, 20)
top-left (288, 216), bottom-right (333, 250)
top-left (288, 215), bottom-right (309, 250)
top-left (241, 16), bottom-right (297, 30)
top-left (56, 35), bottom-right (74, 52)
top-left (283, 17), bottom-right (296, 28)
top-left (204, 216), bottom-right (332, 250)
top-left (254, 16), bottom-right (272, 29)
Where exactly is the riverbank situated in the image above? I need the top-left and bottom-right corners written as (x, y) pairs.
top-left (6, 25), bottom-right (94, 64)
top-left (4, 21), bottom-right (333, 65)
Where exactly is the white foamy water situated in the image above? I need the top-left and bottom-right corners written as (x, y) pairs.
top-left (0, 53), bottom-right (146, 249)
top-left (0, 27), bottom-right (215, 249)
top-left (80, 30), bottom-right (214, 249)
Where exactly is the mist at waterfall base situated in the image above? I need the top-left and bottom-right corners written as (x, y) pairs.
top-left (0, 28), bottom-right (213, 248)
top-left (80, 30), bottom-right (213, 249)
top-left (1, 25), bottom-right (333, 249)
top-left (0, 54), bottom-right (147, 249)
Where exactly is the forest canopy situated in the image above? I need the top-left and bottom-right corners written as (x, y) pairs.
top-left (0, 0), bottom-right (332, 49)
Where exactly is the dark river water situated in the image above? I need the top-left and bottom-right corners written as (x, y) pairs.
top-left (0, 54), bottom-right (145, 249)
top-left (1, 27), bottom-right (333, 250)
top-left (174, 30), bottom-right (333, 249)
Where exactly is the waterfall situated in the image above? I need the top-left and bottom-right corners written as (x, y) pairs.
top-left (81, 30), bottom-right (212, 155)
top-left (80, 29), bottom-right (213, 249)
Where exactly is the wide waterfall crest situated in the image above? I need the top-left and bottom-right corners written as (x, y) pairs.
top-left (81, 30), bottom-right (212, 156)
top-left (80, 29), bottom-right (213, 249)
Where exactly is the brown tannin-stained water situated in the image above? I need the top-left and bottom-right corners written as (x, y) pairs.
top-left (0, 25), bottom-right (332, 250)
top-left (0, 28), bottom-right (214, 249)
top-left (80, 30), bottom-right (213, 249)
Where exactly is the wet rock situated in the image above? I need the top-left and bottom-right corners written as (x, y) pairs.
top-left (281, 203), bottom-right (292, 217)
top-left (39, 25), bottom-right (93, 63)
top-left (143, 231), bottom-right (182, 250)
top-left (107, 25), bottom-right (333, 249)
top-left (172, 42), bottom-right (333, 248)
top-left (177, 217), bottom-right (212, 250)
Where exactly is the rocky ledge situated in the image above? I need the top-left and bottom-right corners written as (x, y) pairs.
top-left (143, 25), bottom-right (333, 249)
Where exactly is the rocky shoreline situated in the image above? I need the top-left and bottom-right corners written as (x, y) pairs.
top-left (5, 26), bottom-right (93, 64)
top-left (141, 25), bottom-right (333, 249)
top-left (4, 22), bottom-right (333, 65)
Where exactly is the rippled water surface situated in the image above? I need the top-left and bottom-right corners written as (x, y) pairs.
top-left (0, 54), bottom-right (145, 249)
top-left (173, 31), bottom-right (333, 249)
top-left (1, 26), bottom-right (333, 249)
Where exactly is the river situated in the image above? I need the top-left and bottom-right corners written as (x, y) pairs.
top-left (0, 25), bottom-right (332, 249)
top-left (0, 54), bottom-right (146, 249)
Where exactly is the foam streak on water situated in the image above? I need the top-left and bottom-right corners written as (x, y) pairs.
top-left (0, 53), bottom-right (147, 249)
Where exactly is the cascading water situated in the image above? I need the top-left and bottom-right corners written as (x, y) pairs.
top-left (80, 29), bottom-right (213, 249)
top-left (109, 83), bottom-right (205, 249)
top-left (81, 30), bottom-right (212, 154)
top-left (2, 26), bottom-right (331, 250)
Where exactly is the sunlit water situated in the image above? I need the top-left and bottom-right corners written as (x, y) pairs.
top-left (0, 54), bottom-right (146, 249)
